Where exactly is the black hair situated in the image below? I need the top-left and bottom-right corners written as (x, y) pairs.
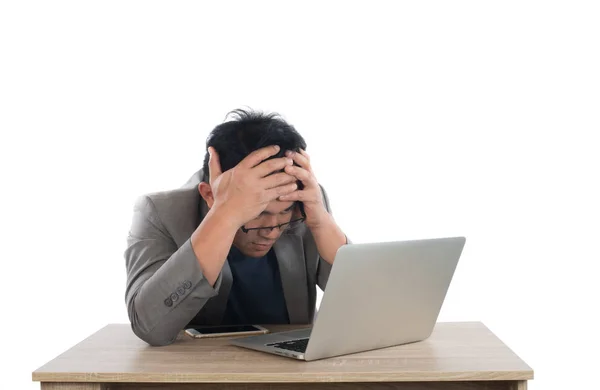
top-left (201, 108), bottom-right (307, 182)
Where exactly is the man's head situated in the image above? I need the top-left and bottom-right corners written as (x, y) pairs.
top-left (198, 108), bottom-right (307, 257)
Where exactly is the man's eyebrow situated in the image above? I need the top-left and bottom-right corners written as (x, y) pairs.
top-left (260, 204), bottom-right (296, 216)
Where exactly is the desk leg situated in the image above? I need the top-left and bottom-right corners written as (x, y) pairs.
top-left (40, 383), bottom-right (107, 390)
top-left (510, 381), bottom-right (527, 390)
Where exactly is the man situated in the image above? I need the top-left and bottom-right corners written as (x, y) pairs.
top-left (124, 109), bottom-right (349, 346)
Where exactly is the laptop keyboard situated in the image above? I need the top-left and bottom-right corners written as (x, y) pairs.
top-left (266, 338), bottom-right (309, 353)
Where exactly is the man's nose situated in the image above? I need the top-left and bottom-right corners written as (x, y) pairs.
top-left (260, 225), bottom-right (281, 240)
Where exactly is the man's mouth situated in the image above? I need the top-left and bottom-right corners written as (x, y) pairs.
top-left (252, 242), bottom-right (273, 248)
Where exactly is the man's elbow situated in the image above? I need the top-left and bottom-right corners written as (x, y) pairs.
top-left (131, 322), bottom-right (178, 346)
top-left (127, 297), bottom-right (178, 346)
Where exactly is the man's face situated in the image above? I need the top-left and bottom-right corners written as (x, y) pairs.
top-left (232, 200), bottom-right (298, 258)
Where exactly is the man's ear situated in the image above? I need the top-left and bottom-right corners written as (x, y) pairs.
top-left (198, 182), bottom-right (215, 209)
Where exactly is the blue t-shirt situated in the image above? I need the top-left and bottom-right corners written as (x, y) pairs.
top-left (221, 245), bottom-right (290, 325)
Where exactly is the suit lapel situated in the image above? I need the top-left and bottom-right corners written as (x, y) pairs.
top-left (273, 234), bottom-right (309, 324)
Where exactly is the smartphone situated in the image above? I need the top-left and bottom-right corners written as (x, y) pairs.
top-left (184, 324), bottom-right (269, 339)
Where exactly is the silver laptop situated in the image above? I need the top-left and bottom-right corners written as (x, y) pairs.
top-left (230, 236), bottom-right (466, 361)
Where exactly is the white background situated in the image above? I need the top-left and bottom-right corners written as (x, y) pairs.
top-left (1, 1), bottom-right (599, 389)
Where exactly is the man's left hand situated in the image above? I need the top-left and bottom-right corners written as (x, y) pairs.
top-left (278, 149), bottom-right (330, 230)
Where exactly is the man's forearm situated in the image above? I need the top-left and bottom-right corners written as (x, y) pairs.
top-left (190, 206), bottom-right (240, 286)
top-left (309, 213), bottom-right (347, 264)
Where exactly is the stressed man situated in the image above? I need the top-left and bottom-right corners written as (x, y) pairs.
top-left (124, 109), bottom-right (349, 346)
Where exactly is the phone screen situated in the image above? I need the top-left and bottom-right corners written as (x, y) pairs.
top-left (191, 325), bottom-right (261, 334)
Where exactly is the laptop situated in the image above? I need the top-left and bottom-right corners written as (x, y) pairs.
top-left (230, 236), bottom-right (466, 361)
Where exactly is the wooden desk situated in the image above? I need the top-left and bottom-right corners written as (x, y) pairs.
top-left (32, 322), bottom-right (533, 389)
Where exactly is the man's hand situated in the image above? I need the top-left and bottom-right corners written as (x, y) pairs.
top-left (278, 149), bottom-right (331, 229)
top-left (208, 145), bottom-right (298, 228)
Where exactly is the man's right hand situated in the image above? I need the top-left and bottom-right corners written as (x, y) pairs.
top-left (207, 145), bottom-right (298, 228)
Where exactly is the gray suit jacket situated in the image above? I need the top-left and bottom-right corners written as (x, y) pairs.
top-left (124, 169), bottom-right (340, 346)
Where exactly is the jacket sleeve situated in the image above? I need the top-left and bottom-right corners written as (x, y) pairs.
top-left (124, 195), bottom-right (223, 346)
top-left (316, 185), bottom-right (351, 290)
